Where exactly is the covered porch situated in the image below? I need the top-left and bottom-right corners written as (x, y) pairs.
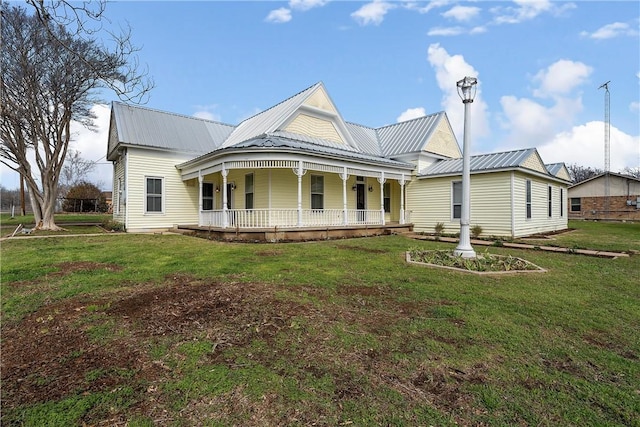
top-left (178, 148), bottom-right (415, 231)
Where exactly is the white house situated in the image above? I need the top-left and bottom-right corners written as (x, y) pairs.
top-left (106, 82), bottom-right (570, 239)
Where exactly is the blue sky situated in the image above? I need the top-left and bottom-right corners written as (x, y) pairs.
top-left (1, 0), bottom-right (639, 190)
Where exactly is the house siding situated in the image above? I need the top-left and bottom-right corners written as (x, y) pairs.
top-left (285, 114), bottom-right (344, 144)
top-left (409, 172), bottom-right (568, 237)
top-left (512, 172), bottom-right (568, 236)
top-left (568, 175), bottom-right (640, 220)
top-left (112, 155), bottom-right (125, 224)
top-left (125, 148), bottom-right (198, 232)
top-left (408, 173), bottom-right (512, 236)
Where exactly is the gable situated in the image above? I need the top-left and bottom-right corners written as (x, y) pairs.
top-left (303, 86), bottom-right (338, 114)
top-left (556, 166), bottom-right (571, 181)
top-left (521, 151), bottom-right (548, 174)
top-left (424, 118), bottom-right (462, 158)
top-left (284, 113), bottom-right (345, 144)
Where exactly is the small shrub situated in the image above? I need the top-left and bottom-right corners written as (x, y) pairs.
top-left (434, 222), bottom-right (445, 236)
top-left (471, 224), bottom-right (483, 238)
top-left (101, 219), bottom-right (125, 232)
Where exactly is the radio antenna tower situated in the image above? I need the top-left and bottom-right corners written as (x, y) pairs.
top-left (598, 81), bottom-right (610, 217)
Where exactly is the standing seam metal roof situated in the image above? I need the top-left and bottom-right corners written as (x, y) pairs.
top-left (420, 148), bottom-right (539, 176)
top-left (110, 102), bottom-right (235, 156)
top-left (377, 112), bottom-right (444, 156)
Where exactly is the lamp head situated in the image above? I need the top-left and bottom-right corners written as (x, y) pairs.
top-left (457, 76), bottom-right (478, 103)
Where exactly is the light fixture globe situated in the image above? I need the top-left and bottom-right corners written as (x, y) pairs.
top-left (456, 76), bottom-right (477, 103)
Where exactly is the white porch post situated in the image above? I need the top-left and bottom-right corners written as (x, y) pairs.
top-left (341, 167), bottom-right (348, 225)
top-left (198, 172), bottom-right (203, 225)
top-left (222, 163), bottom-right (228, 228)
top-left (400, 174), bottom-right (406, 224)
top-left (295, 161), bottom-right (305, 227)
top-left (378, 172), bottom-right (385, 225)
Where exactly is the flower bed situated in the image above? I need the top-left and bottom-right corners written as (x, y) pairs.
top-left (406, 249), bottom-right (545, 275)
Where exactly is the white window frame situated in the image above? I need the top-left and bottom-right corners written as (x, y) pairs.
top-left (145, 176), bottom-right (164, 214)
top-left (560, 188), bottom-right (564, 217)
top-left (202, 182), bottom-right (214, 211)
top-left (452, 181), bottom-right (462, 220)
top-left (526, 180), bottom-right (532, 219)
top-left (548, 185), bottom-right (553, 218)
top-left (311, 174), bottom-right (324, 210)
top-left (245, 173), bottom-right (254, 210)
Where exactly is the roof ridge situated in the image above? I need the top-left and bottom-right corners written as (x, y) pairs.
top-left (111, 101), bottom-right (236, 127)
top-left (375, 111), bottom-right (444, 131)
top-left (234, 82), bottom-right (323, 127)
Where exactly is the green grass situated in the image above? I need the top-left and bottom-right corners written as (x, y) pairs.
top-left (519, 219), bottom-right (640, 252)
top-left (1, 221), bottom-right (639, 426)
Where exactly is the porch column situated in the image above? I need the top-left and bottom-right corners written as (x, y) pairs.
top-left (378, 172), bottom-right (386, 225)
top-left (400, 174), bottom-right (406, 224)
top-left (222, 164), bottom-right (228, 228)
top-left (293, 161), bottom-right (306, 227)
top-left (341, 167), bottom-right (348, 225)
top-left (198, 172), bottom-right (203, 226)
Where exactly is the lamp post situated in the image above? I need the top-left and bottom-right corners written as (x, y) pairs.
top-left (454, 76), bottom-right (477, 258)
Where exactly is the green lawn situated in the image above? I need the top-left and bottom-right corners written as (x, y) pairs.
top-left (1, 222), bottom-right (639, 426)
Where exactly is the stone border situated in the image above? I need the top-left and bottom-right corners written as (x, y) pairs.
top-left (406, 234), bottom-right (630, 259)
top-left (405, 251), bottom-right (547, 275)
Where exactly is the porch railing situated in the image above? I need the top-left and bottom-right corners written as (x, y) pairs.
top-left (199, 209), bottom-right (388, 228)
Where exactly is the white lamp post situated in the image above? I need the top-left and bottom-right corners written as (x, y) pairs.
top-left (454, 76), bottom-right (477, 258)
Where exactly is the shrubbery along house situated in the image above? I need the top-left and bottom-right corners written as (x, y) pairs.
top-left (107, 82), bottom-right (570, 240)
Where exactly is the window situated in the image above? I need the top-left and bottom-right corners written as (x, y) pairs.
top-left (452, 181), bottom-right (462, 219)
top-left (202, 183), bottom-right (214, 211)
top-left (526, 180), bottom-right (532, 219)
top-left (311, 175), bottom-right (324, 210)
top-left (570, 197), bottom-right (581, 212)
top-left (560, 188), bottom-right (564, 217)
top-left (146, 177), bottom-right (163, 213)
top-left (383, 182), bottom-right (391, 213)
top-left (245, 173), bottom-right (254, 210)
top-left (548, 186), bottom-right (553, 217)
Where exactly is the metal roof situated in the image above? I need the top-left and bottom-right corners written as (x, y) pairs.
top-left (345, 122), bottom-right (382, 156)
top-left (420, 148), bottom-right (539, 176)
top-left (377, 112), bottom-right (445, 156)
top-left (545, 163), bottom-right (565, 176)
top-left (216, 134), bottom-right (414, 169)
top-left (109, 102), bottom-right (234, 158)
top-left (220, 82), bottom-right (322, 149)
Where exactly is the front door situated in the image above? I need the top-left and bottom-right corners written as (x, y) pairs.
top-left (356, 177), bottom-right (366, 222)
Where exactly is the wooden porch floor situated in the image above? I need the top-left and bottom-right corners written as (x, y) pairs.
top-left (175, 222), bottom-right (413, 242)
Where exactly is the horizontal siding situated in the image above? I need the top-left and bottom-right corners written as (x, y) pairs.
top-left (112, 157), bottom-right (125, 224)
top-left (125, 148), bottom-right (198, 231)
top-left (513, 173), bottom-right (568, 237)
top-left (408, 174), bottom-right (513, 236)
top-left (284, 114), bottom-right (344, 145)
top-left (467, 172), bottom-right (512, 236)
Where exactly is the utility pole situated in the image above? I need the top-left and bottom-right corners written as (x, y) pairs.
top-left (598, 81), bottom-right (610, 219)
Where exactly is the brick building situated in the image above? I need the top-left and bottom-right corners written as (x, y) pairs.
top-left (568, 172), bottom-right (640, 220)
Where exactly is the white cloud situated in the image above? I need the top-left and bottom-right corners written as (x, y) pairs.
top-left (442, 5), bottom-right (480, 22)
top-left (351, 1), bottom-right (396, 26)
top-left (69, 104), bottom-right (112, 189)
top-left (289, 0), bottom-right (328, 11)
top-left (538, 121), bottom-right (640, 171)
top-left (631, 101), bottom-right (640, 113)
top-left (532, 59), bottom-right (593, 98)
top-left (581, 22), bottom-right (638, 40)
top-left (397, 107), bottom-right (426, 122)
top-left (404, 0), bottom-right (452, 14)
top-left (265, 7), bottom-right (292, 24)
top-left (427, 43), bottom-right (490, 145)
top-left (427, 26), bottom-right (465, 37)
top-left (492, 0), bottom-right (575, 25)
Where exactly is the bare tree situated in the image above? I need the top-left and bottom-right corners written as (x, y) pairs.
top-left (620, 166), bottom-right (640, 180)
top-left (0, 3), bottom-right (152, 230)
top-left (59, 150), bottom-right (96, 194)
top-left (567, 164), bottom-right (603, 184)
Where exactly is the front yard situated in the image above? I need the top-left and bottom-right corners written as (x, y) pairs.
top-left (1, 221), bottom-right (638, 426)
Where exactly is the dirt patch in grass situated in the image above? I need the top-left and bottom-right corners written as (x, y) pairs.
top-left (2, 274), bottom-right (488, 425)
top-left (52, 261), bottom-right (124, 276)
